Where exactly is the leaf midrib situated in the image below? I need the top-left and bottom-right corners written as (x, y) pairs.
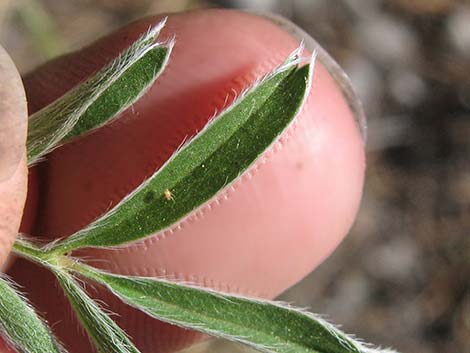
top-left (107, 279), bottom-right (319, 353)
top-left (69, 68), bottom-right (297, 248)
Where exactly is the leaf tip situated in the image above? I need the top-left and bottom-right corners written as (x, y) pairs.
top-left (146, 17), bottom-right (168, 41)
top-left (276, 43), bottom-right (304, 73)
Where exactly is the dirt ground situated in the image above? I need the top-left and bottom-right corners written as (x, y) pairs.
top-left (1, 1), bottom-right (468, 353)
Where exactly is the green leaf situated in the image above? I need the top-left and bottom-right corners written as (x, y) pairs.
top-left (0, 276), bottom-right (64, 353)
top-left (75, 264), bottom-right (380, 353)
top-left (27, 18), bottom-right (173, 165)
top-left (54, 269), bottom-right (141, 353)
top-left (50, 48), bottom-right (313, 253)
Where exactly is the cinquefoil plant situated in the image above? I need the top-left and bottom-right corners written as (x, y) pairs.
top-left (0, 18), bottom-right (398, 353)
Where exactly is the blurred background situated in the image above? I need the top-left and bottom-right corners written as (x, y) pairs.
top-left (1, 1), bottom-right (469, 352)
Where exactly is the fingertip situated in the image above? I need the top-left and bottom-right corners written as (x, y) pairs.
top-left (17, 9), bottom-right (366, 353)
top-left (0, 45), bottom-right (28, 270)
top-left (257, 11), bottom-right (367, 141)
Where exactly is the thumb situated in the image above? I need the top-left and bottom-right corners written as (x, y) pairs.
top-left (0, 45), bottom-right (28, 270)
top-left (10, 9), bottom-right (365, 353)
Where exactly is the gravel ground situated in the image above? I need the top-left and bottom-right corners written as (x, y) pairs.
top-left (1, 1), bottom-right (468, 353)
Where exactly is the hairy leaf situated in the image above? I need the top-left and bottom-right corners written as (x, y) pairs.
top-left (54, 270), bottom-right (141, 353)
top-left (27, 18), bottom-right (172, 165)
top-left (76, 264), bottom-right (386, 353)
top-left (50, 49), bottom-right (313, 253)
top-left (0, 276), bottom-right (64, 353)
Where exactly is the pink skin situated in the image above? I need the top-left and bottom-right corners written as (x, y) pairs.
top-left (4, 9), bottom-right (365, 353)
top-left (0, 46), bottom-right (28, 353)
top-left (0, 46), bottom-right (27, 271)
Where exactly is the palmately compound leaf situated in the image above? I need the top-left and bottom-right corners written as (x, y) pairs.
top-left (75, 264), bottom-right (392, 353)
top-left (27, 18), bottom-right (173, 165)
top-left (0, 276), bottom-right (64, 353)
top-left (50, 48), bottom-right (314, 254)
top-left (54, 269), bottom-right (141, 353)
